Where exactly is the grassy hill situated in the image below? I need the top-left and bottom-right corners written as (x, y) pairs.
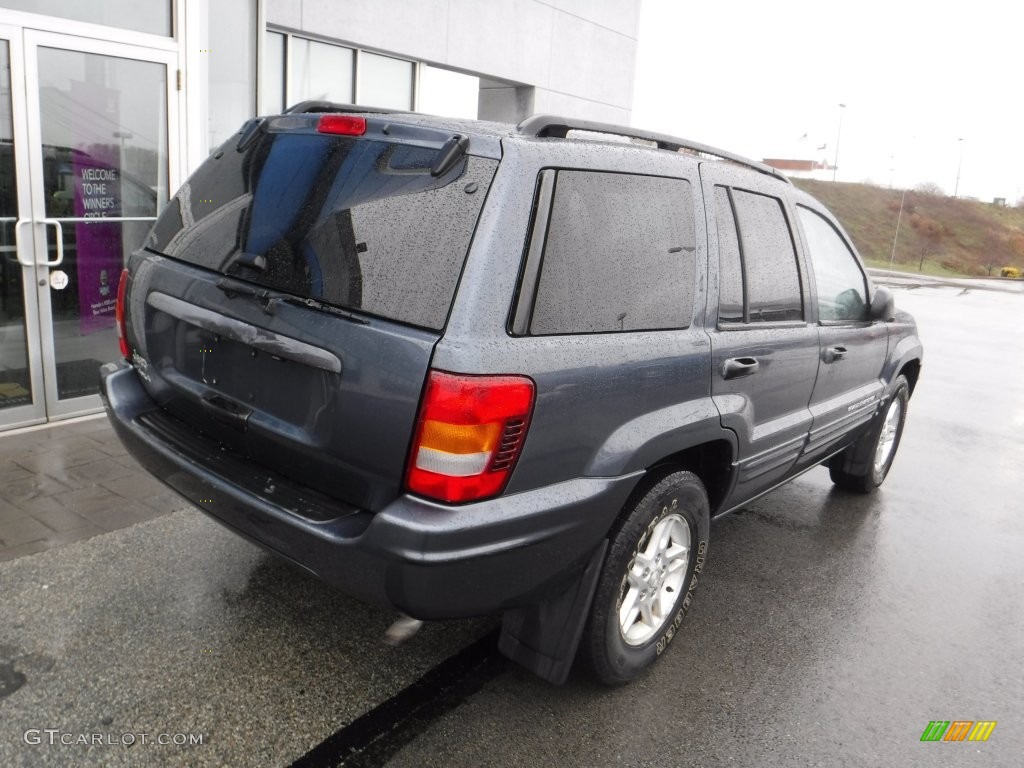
top-left (792, 179), bottom-right (1024, 277)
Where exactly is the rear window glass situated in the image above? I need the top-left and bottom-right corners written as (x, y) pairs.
top-left (527, 171), bottom-right (695, 334)
top-left (148, 133), bottom-right (497, 330)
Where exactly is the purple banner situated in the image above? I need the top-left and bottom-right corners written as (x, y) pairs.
top-left (72, 81), bottom-right (123, 335)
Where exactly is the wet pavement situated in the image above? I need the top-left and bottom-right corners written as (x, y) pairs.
top-left (0, 415), bottom-right (182, 561)
top-left (1, 283), bottom-right (1022, 767)
top-left (0, 510), bottom-right (490, 766)
top-left (388, 283), bottom-right (1024, 767)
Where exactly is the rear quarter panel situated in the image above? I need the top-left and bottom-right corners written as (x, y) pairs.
top-left (435, 140), bottom-right (730, 494)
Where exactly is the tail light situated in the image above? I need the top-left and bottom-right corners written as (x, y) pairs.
top-left (407, 371), bottom-right (535, 503)
top-left (115, 267), bottom-right (130, 360)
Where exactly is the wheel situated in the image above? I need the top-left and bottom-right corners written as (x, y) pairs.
top-left (829, 375), bottom-right (910, 493)
top-left (583, 470), bottom-right (710, 685)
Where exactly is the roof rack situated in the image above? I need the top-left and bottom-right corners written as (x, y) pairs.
top-left (516, 114), bottom-right (790, 184)
top-left (282, 100), bottom-right (404, 115)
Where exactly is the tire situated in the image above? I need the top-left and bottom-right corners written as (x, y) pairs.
top-left (829, 375), bottom-right (910, 493)
top-left (583, 470), bottom-right (710, 685)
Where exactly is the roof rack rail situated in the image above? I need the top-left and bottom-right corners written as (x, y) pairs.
top-left (516, 114), bottom-right (790, 184)
top-left (282, 100), bottom-right (404, 115)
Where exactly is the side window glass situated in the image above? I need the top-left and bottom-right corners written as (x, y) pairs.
top-left (796, 206), bottom-right (868, 323)
top-left (731, 190), bottom-right (803, 322)
top-left (714, 187), bottom-right (744, 323)
top-left (528, 171), bottom-right (696, 334)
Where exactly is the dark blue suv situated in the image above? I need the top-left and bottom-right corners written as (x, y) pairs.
top-left (101, 106), bottom-right (923, 685)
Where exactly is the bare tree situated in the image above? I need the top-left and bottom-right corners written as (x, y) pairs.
top-left (914, 181), bottom-right (945, 196)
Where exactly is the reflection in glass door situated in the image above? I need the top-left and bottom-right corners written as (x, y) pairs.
top-left (22, 32), bottom-right (175, 421)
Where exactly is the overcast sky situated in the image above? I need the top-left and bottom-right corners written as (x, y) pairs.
top-left (632, 0), bottom-right (1024, 202)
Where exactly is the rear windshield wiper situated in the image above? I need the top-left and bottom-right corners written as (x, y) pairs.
top-left (215, 278), bottom-right (368, 325)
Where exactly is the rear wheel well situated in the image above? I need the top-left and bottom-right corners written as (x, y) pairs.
top-left (898, 359), bottom-right (921, 396)
top-left (648, 440), bottom-right (734, 516)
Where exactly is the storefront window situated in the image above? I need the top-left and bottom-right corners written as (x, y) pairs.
top-left (264, 33), bottom-right (423, 114)
top-left (418, 65), bottom-right (479, 119)
top-left (290, 38), bottom-right (353, 105)
top-left (204, 0), bottom-right (256, 152)
top-left (262, 31), bottom-right (285, 114)
top-left (0, 0), bottom-right (171, 37)
top-left (358, 51), bottom-right (413, 110)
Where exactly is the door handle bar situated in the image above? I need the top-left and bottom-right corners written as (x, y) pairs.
top-left (39, 218), bottom-right (64, 266)
top-left (13, 219), bottom-right (34, 266)
top-left (12, 218), bottom-right (65, 267)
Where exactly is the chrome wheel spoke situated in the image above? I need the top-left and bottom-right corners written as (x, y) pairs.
top-left (664, 542), bottom-right (688, 563)
top-left (638, 599), bottom-right (654, 629)
top-left (619, 587), bottom-right (642, 631)
top-left (654, 587), bottom-right (673, 619)
top-left (666, 556), bottom-right (687, 575)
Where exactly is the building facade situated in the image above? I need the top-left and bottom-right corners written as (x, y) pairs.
top-left (0, 0), bottom-right (640, 432)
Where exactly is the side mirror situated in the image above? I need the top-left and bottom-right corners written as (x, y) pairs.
top-left (869, 285), bottom-right (895, 322)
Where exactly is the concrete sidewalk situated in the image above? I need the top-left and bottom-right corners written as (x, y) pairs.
top-left (0, 415), bottom-right (185, 561)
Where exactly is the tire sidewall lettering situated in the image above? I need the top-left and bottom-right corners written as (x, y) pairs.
top-left (655, 538), bottom-right (707, 656)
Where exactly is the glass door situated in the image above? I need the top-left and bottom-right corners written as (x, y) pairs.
top-left (19, 30), bottom-right (177, 422)
top-left (0, 25), bottom-right (45, 429)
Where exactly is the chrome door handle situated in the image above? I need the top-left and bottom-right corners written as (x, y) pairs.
top-left (40, 218), bottom-right (65, 266)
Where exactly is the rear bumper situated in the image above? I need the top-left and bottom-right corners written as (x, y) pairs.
top-left (101, 362), bottom-right (639, 619)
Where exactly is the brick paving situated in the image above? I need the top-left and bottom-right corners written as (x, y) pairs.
top-left (0, 415), bottom-right (184, 561)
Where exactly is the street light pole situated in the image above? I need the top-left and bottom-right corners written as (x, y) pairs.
top-left (953, 138), bottom-right (964, 197)
top-left (832, 103), bottom-right (846, 182)
top-left (890, 186), bottom-right (908, 269)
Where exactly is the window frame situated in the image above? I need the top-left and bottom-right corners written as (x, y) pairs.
top-left (713, 184), bottom-right (807, 330)
top-left (509, 167), bottom-right (699, 337)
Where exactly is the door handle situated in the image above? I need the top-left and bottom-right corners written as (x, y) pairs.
top-left (823, 346), bottom-right (848, 363)
top-left (722, 356), bottom-right (760, 379)
top-left (13, 219), bottom-right (34, 266)
top-left (13, 219), bottom-right (65, 267)
top-left (40, 218), bottom-right (65, 266)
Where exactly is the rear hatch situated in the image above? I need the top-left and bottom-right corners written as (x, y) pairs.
top-left (124, 112), bottom-right (500, 512)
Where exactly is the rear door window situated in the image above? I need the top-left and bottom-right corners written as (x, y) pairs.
top-left (148, 133), bottom-right (497, 330)
top-left (714, 186), bottom-right (744, 323)
top-left (524, 171), bottom-right (696, 335)
top-left (713, 186), bottom-right (803, 324)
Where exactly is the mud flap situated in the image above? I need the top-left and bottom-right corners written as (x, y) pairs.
top-left (498, 540), bottom-right (607, 685)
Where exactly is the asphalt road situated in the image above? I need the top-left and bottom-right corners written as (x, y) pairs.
top-left (2, 283), bottom-right (1022, 767)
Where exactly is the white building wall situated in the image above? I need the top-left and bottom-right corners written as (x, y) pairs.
top-left (266, 0), bottom-right (640, 124)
